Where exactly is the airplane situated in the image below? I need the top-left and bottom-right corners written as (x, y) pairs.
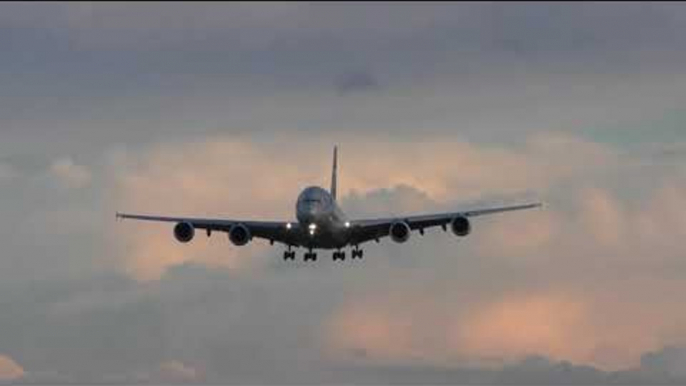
top-left (116, 146), bottom-right (542, 262)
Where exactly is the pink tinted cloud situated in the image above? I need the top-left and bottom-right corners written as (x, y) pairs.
top-left (0, 355), bottom-right (25, 381)
top-left (108, 133), bottom-right (686, 370)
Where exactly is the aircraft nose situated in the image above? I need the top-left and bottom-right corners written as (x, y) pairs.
top-left (303, 206), bottom-right (317, 220)
top-left (298, 203), bottom-right (319, 225)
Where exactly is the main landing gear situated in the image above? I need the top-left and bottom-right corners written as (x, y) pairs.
top-left (351, 248), bottom-right (364, 259)
top-left (333, 248), bottom-right (363, 261)
top-left (283, 246), bottom-right (296, 261)
top-left (283, 247), bottom-right (363, 262)
top-left (303, 250), bottom-right (318, 262)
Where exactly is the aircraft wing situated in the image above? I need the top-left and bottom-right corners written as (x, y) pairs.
top-left (116, 213), bottom-right (299, 245)
top-left (346, 202), bottom-right (543, 245)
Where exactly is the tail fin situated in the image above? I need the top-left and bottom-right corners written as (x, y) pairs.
top-left (331, 146), bottom-right (338, 201)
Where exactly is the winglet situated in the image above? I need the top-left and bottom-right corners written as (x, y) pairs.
top-left (331, 145), bottom-right (338, 201)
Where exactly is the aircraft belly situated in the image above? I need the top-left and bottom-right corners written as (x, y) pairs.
top-left (291, 229), bottom-right (349, 249)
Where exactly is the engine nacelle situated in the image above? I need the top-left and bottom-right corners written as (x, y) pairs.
top-left (390, 221), bottom-right (411, 243)
top-left (174, 221), bottom-right (195, 243)
top-left (451, 216), bottom-right (471, 237)
top-left (229, 223), bottom-right (251, 246)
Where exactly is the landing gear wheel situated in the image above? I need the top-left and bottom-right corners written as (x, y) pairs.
top-left (333, 251), bottom-right (345, 261)
top-left (283, 251), bottom-right (296, 261)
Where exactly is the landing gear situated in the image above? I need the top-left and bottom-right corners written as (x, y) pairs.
top-left (283, 246), bottom-right (296, 261)
top-left (351, 248), bottom-right (364, 259)
top-left (304, 251), bottom-right (318, 262)
top-left (282, 247), bottom-right (362, 262)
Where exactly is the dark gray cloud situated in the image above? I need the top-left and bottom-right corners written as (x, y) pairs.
top-left (0, 262), bottom-right (377, 384)
top-left (289, 350), bottom-right (686, 385)
top-left (2, 2), bottom-right (686, 153)
top-left (4, 261), bottom-right (686, 385)
top-left (335, 70), bottom-right (382, 96)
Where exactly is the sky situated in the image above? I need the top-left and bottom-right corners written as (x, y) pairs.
top-left (1, 2), bottom-right (686, 384)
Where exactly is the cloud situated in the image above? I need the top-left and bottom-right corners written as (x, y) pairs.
top-left (5, 261), bottom-right (686, 384)
top-left (5, 2), bottom-right (686, 157)
top-left (453, 294), bottom-right (591, 365)
top-left (49, 157), bottom-right (91, 189)
top-left (2, 4), bottom-right (686, 381)
top-left (335, 70), bottom-right (381, 95)
top-left (0, 355), bottom-right (24, 382)
top-left (640, 346), bottom-right (686, 379)
top-left (0, 163), bottom-right (17, 182)
top-left (152, 360), bottom-right (203, 383)
top-left (323, 349), bottom-right (686, 385)
top-left (325, 291), bottom-right (599, 370)
top-left (315, 146), bottom-right (686, 372)
top-left (0, 127), bottom-right (667, 383)
top-left (322, 178), bottom-right (686, 371)
top-left (110, 139), bottom-right (307, 280)
top-left (102, 133), bottom-right (686, 372)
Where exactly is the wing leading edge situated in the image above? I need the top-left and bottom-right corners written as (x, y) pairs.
top-left (346, 202), bottom-right (543, 246)
top-left (116, 213), bottom-right (299, 245)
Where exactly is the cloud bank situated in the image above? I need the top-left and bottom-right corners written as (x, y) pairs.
top-left (0, 2), bottom-right (686, 384)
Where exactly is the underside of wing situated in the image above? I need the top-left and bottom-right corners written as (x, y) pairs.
top-left (347, 202), bottom-right (543, 246)
top-left (116, 212), bottom-right (300, 246)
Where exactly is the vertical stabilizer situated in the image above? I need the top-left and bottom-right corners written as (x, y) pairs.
top-left (331, 146), bottom-right (338, 201)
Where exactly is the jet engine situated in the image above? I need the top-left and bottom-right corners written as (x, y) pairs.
top-left (451, 216), bottom-right (471, 237)
top-left (229, 223), bottom-right (251, 246)
top-left (390, 221), bottom-right (411, 243)
top-left (174, 221), bottom-right (195, 243)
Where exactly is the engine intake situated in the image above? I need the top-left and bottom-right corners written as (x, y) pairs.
top-left (229, 223), bottom-right (251, 246)
top-left (174, 221), bottom-right (195, 243)
top-left (390, 221), bottom-right (411, 243)
top-left (451, 216), bottom-right (471, 237)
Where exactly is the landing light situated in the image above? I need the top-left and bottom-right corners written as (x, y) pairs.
top-left (345, 221), bottom-right (350, 228)
top-left (286, 222), bottom-right (292, 230)
top-left (308, 223), bottom-right (317, 236)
